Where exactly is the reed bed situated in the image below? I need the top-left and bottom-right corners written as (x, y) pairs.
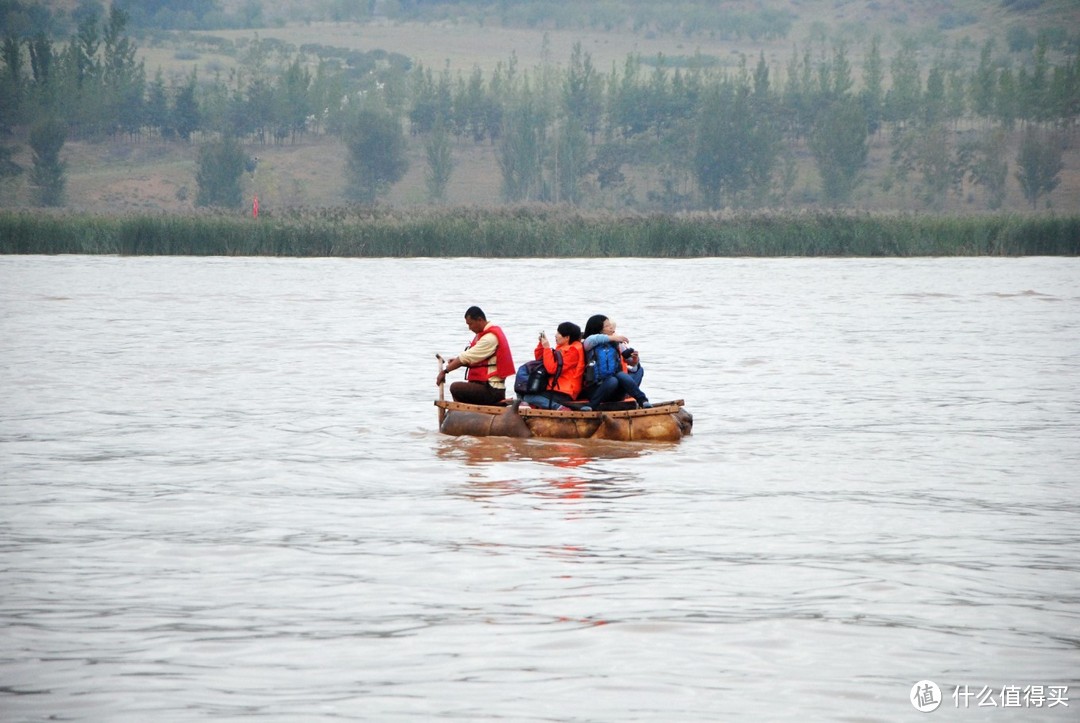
top-left (1, 207), bottom-right (1077, 257)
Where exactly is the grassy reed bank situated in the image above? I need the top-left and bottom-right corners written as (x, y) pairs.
top-left (1, 208), bottom-right (1078, 257)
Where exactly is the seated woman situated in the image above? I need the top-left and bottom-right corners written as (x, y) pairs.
top-left (581, 314), bottom-right (651, 409)
top-left (522, 321), bottom-right (585, 411)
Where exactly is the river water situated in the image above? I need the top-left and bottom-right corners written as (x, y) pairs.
top-left (1, 255), bottom-right (1078, 721)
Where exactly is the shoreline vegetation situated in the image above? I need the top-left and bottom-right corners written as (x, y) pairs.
top-left (1, 207), bottom-right (1077, 257)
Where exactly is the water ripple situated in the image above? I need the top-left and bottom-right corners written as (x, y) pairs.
top-left (2, 256), bottom-right (1078, 720)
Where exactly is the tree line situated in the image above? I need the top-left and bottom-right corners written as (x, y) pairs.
top-left (1, 5), bottom-right (1077, 210)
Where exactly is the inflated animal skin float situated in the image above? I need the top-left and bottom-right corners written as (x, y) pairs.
top-left (435, 398), bottom-right (693, 442)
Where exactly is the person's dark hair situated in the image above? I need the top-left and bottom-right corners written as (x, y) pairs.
top-left (464, 305), bottom-right (486, 321)
top-left (557, 321), bottom-right (581, 343)
top-left (583, 314), bottom-right (608, 338)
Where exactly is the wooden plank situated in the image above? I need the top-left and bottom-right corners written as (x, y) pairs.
top-left (434, 399), bottom-right (685, 419)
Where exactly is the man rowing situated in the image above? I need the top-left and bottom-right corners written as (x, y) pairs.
top-left (436, 306), bottom-right (515, 406)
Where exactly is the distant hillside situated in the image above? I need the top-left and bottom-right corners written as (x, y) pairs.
top-left (1, 0), bottom-right (1077, 215)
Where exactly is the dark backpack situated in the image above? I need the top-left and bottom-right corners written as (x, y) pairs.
top-left (583, 342), bottom-right (621, 388)
top-left (514, 352), bottom-right (563, 396)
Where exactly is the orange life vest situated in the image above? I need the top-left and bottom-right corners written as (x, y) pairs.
top-left (465, 324), bottom-right (516, 383)
top-left (534, 340), bottom-right (585, 399)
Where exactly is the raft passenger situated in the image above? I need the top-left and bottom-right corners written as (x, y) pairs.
top-left (581, 314), bottom-right (651, 409)
top-left (522, 322), bottom-right (585, 411)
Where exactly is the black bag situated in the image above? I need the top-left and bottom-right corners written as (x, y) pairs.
top-left (513, 352), bottom-right (563, 396)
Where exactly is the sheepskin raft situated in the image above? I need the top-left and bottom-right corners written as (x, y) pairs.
top-left (435, 399), bottom-right (692, 442)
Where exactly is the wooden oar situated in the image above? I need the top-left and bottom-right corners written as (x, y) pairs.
top-left (436, 353), bottom-right (447, 426)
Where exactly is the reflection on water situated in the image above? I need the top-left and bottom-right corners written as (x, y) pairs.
top-left (1, 256), bottom-right (1078, 721)
top-left (455, 474), bottom-right (649, 502)
top-left (438, 436), bottom-right (655, 501)
top-left (435, 434), bottom-right (660, 466)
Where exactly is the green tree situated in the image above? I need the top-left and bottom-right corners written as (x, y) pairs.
top-left (591, 141), bottom-right (627, 197)
top-left (498, 87), bottom-right (548, 202)
top-left (276, 57), bottom-right (312, 143)
top-left (1006, 25), bottom-right (1034, 54)
top-left (781, 46), bottom-right (815, 139)
top-left (245, 76), bottom-right (275, 143)
top-left (1026, 40), bottom-right (1051, 123)
top-left (26, 30), bottom-right (50, 81)
top-left (1015, 127), bottom-right (1063, 209)
top-left (195, 134), bottom-right (246, 208)
top-left (1047, 58), bottom-right (1077, 124)
top-left (459, 66), bottom-right (488, 142)
top-left (887, 122), bottom-right (963, 210)
top-left (552, 117), bottom-right (589, 204)
top-left (809, 98), bottom-right (869, 204)
top-left (1, 34), bottom-right (25, 130)
top-left (860, 36), bottom-right (884, 134)
top-left (855, 37), bottom-right (881, 135)
top-left (959, 129), bottom-right (1008, 209)
top-left (945, 64), bottom-right (966, 126)
top-left (101, 7), bottom-right (144, 138)
top-left (0, 144), bottom-right (23, 199)
top-left (746, 55), bottom-right (781, 204)
top-left (694, 84), bottom-right (735, 207)
top-left (408, 63), bottom-right (439, 134)
top-left (826, 42), bottom-right (853, 100)
top-left (562, 42), bottom-right (602, 142)
top-left (971, 40), bottom-right (997, 120)
top-left (693, 82), bottom-right (749, 207)
top-left (344, 104), bottom-right (408, 203)
top-left (644, 55), bottom-right (675, 138)
top-left (308, 60), bottom-right (347, 135)
top-left (915, 124), bottom-right (959, 210)
top-left (885, 42), bottom-right (921, 126)
top-left (424, 116), bottom-right (453, 202)
top-left (73, 10), bottom-right (100, 89)
top-left (29, 117), bottom-right (66, 206)
top-left (145, 69), bottom-right (170, 137)
top-left (995, 66), bottom-right (1018, 130)
top-left (610, 54), bottom-right (650, 137)
top-left (173, 71), bottom-right (200, 141)
top-left (64, 10), bottom-right (105, 137)
top-left (693, 76), bottom-right (780, 209)
top-left (923, 62), bottom-right (946, 125)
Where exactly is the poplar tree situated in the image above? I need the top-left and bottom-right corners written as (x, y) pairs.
top-left (960, 129), bottom-right (1008, 209)
top-left (885, 42), bottom-right (921, 126)
top-left (145, 70), bottom-right (170, 138)
top-left (923, 62), bottom-right (946, 125)
top-left (461, 66), bottom-right (488, 142)
top-left (809, 98), bottom-right (869, 204)
top-left (195, 134), bottom-right (246, 208)
top-left (563, 42), bottom-right (602, 142)
top-left (972, 40), bottom-right (997, 121)
top-left (552, 117), bottom-right (589, 204)
top-left (498, 86), bottom-right (548, 201)
top-left (173, 72), bottom-right (200, 141)
top-left (1016, 128), bottom-right (1063, 209)
top-left (860, 36), bottom-right (884, 134)
top-left (995, 67), bottom-right (1018, 130)
top-left (425, 116), bottom-right (453, 202)
top-left (694, 80), bottom-right (779, 208)
top-left (29, 117), bottom-right (66, 206)
top-left (276, 57), bottom-right (312, 143)
top-left (101, 7), bottom-right (144, 138)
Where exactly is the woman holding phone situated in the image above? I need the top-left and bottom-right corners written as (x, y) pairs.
top-left (521, 321), bottom-right (585, 411)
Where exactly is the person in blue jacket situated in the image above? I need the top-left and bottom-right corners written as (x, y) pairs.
top-left (580, 314), bottom-right (651, 409)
